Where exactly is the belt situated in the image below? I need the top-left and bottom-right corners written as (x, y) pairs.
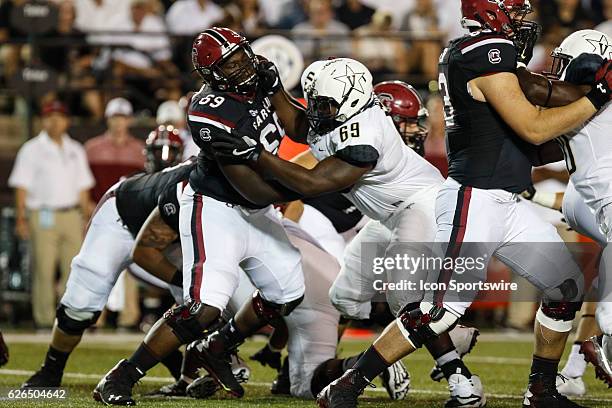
top-left (37, 205), bottom-right (79, 212)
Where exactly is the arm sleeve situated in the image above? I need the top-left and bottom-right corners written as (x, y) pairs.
top-left (8, 144), bottom-right (35, 190)
top-left (459, 37), bottom-right (517, 82)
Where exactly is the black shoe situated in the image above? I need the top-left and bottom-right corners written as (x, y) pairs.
top-left (22, 367), bottom-right (62, 388)
top-left (186, 375), bottom-right (221, 399)
top-left (194, 332), bottom-right (244, 398)
top-left (523, 373), bottom-right (586, 408)
top-left (145, 379), bottom-right (188, 397)
top-left (93, 359), bottom-right (144, 406)
top-left (316, 368), bottom-right (372, 408)
top-left (271, 357), bottom-right (290, 395)
top-left (250, 344), bottom-right (282, 370)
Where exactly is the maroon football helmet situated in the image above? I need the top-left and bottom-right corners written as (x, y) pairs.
top-left (145, 125), bottom-right (184, 173)
top-left (192, 27), bottom-right (258, 94)
top-left (374, 81), bottom-right (428, 157)
top-left (461, 0), bottom-right (534, 36)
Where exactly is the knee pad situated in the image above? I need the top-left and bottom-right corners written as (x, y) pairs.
top-left (164, 302), bottom-right (213, 344)
top-left (537, 300), bottom-right (582, 332)
top-left (56, 304), bottom-right (101, 336)
top-left (252, 291), bottom-right (303, 321)
top-left (396, 302), bottom-right (459, 349)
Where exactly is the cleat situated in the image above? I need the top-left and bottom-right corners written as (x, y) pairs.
top-left (580, 335), bottom-right (612, 388)
top-left (316, 368), bottom-right (372, 408)
top-left (556, 374), bottom-right (586, 397)
top-left (93, 359), bottom-right (143, 406)
top-left (189, 333), bottom-right (244, 398)
top-left (523, 373), bottom-right (585, 408)
top-left (431, 325), bottom-right (480, 382)
top-left (271, 357), bottom-right (290, 395)
top-left (250, 344), bottom-right (282, 370)
top-left (446, 373), bottom-right (486, 407)
top-left (21, 368), bottom-right (62, 389)
top-left (185, 354), bottom-right (250, 399)
top-left (379, 360), bottom-right (410, 400)
top-left (145, 379), bottom-right (188, 397)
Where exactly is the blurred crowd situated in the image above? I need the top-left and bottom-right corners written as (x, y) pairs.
top-left (0, 0), bottom-right (609, 120)
top-left (0, 0), bottom-right (610, 330)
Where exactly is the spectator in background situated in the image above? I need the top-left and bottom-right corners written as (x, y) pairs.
top-left (595, 0), bottom-right (612, 37)
top-left (8, 101), bottom-right (95, 328)
top-left (540, 0), bottom-right (595, 36)
top-left (84, 97), bottom-right (145, 203)
top-left (237, 0), bottom-right (267, 35)
top-left (0, 0), bottom-right (28, 84)
top-left (401, 0), bottom-right (442, 79)
top-left (258, 0), bottom-right (298, 28)
top-left (112, 0), bottom-right (181, 105)
top-left (335, 0), bottom-right (376, 30)
top-left (423, 94), bottom-right (447, 176)
top-left (40, 0), bottom-right (103, 120)
top-left (353, 11), bottom-right (409, 76)
top-left (292, 0), bottom-right (350, 62)
top-left (165, 0), bottom-right (224, 35)
top-left (74, 0), bottom-right (131, 44)
top-left (156, 99), bottom-right (200, 159)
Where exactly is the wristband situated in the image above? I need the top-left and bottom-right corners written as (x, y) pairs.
top-left (586, 79), bottom-right (610, 110)
top-left (532, 191), bottom-right (557, 209)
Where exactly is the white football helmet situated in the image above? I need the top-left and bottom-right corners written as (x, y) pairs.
top-left (301, 59), bottom-right (328, 93)
top-left (547, 29), bottom-right (612, 80)
top-left (303, 58), bottom-right (373, 134)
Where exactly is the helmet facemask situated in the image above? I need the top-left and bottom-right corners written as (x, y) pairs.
top-left (306, 93), bottom-right (343, 134)
top-left (393, 113), bottom-right (428, 157)
top-left (145, 144), bottom-right (183, 173)
top-left (544, 48), bottom-right (572, 79)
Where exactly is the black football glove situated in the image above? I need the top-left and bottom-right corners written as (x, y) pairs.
top-left (564, 53), bottom-right (604, 85)
top-left (586, 59), bottom-right (612, 110)
top-left (211, 131), bottom-right (263, 162)
top-left (257, 59), bottom-right (283, 96)
top-left (0, 332), bottom-right (8, 367)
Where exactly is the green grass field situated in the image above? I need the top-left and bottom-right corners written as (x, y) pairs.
top-left (0, 333), bottom-right (610, 407)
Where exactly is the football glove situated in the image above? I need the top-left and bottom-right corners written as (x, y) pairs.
top-left (257, 59), bottom-right (283, 96)
top-left (0, 332), bottom-right (8, 367)
top-left (586, 59), bottom-right (612, 110)
top-left (211, 131), bottom-right (263, 162)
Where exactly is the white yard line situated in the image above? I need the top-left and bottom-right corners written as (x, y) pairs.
top-left (1, 369), bottom-right (611, 403)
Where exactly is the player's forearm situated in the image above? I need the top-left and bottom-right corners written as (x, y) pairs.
top-left (517, 67), bottom-right (588, 107)
top-left (270, 90), bottom-right (309, 143)
top-left (256, 151), bottom-right (334, 197)
top-left (132, 246), bottom-right (177, 283)
top-left (220, 162), bottom-right (298, 205)
top-left (527, 98), bottom-right (596, 144)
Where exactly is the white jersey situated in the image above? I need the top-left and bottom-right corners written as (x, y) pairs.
top-left (561, 102), bottom-right (612, 216)
top-left (308, 104), bottom-right (444, 221)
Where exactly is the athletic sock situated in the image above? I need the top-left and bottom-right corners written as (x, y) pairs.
top-left (128, 343), bottom-right (160, 374)
top-left (436, 349), bottom-right (460, 368)
top-left (441, 358), bottom-right (472, 379)
top-left (561, 343), bottom-right (587, 378)
top-left (531, 355), bottom-right (559, 379)
top-left (353, 346), bottom-right (390, 381)
top-left (42, 346), bottom-right (70, 373)
top-left (218, 318), bottom-right (247, 350)
top-left (341, 352), bottom-right (364, 372)
top-left (160, 349), bottom-right (183, 381)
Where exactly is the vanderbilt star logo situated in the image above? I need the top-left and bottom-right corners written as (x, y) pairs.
top-left (333, 64), bottom-right (367, 97)
top-left (584, 34), bottom-right (612, 59)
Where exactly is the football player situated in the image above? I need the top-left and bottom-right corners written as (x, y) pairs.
top-left (22, 126), bottom-right (190, 389)
top-left (314, 1), bottom-right (612, 407)
top-left (211, 58), bottom-right (486, 406)
top-left (93, 28), bottom-right (306, 405)
top-left (522, 29), bottom-right (612, 389)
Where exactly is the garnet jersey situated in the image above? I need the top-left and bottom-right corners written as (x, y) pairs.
top-left (308, 102), bottom-right (443, 221)
top-left (439, 31), bottom-right (538, 193)
top-left (560, 103), bottom-right (612, 215)
top-left (187, 85), bottom-right (285, 207)
top-left (115, 158), bottom-right (196, 236)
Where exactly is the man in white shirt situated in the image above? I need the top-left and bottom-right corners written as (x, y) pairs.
top-left (165, 0), bottom-right (224, 36)
top-left (8, 101), bottom-right (95, 328)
